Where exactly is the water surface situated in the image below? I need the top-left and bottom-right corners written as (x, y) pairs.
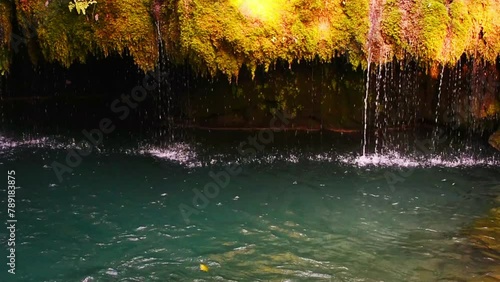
top-left (0, 131), bottom-right (499, 281)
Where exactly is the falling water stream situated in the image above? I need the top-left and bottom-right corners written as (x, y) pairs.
top-left (154, 20), bottom-right (175, 145)
top-left (433, 66), bottom-right (445, 148)
top-left (374, 65), bottom-right (382, 154)
top-left (362, 58), bottom-right (371, 156)
top-left (0, 75), bottom-right (4, 128)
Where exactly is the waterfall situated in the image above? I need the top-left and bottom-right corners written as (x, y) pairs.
top-left (0, 75), bottom-right (3, 130)
top-left (0, 74), bottom-right (7, 132)
top-left (431, 66), bottom-right (445, 151)
top-left (374, 64), bottom-right (382, 154)
top-left (435, 66), bottom-right (445, 125)
top-left (154, 19), bottom-right (174, 146)
top-left (383, 61), bottom-right (390, 149)
top-left (362, 57), bottom-right (371, 156)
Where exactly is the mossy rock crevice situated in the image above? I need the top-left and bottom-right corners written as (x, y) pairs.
top-left (2, 0), bottom-right (500, 77)
top-left (489, 129), bottom-right (500, 151)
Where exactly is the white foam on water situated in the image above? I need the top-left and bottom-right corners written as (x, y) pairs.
top-left (339, 152), bottom-right (421, 167)
top-left (425, 155), bottom-right (499, 167)
top-left (307, 153), bottom-right (335, 162)
top-left (141, 142), bottom-right (202, 168)
top-left (141, 145), bottom-right (499, 168)
top-left (286, 153), bottom-right (300, 163)
top-left (0, 135), bottom-right (51, 149)
top-left (338, 151), bottom-right (500, 168)
top-left (0, 135), bottom-right (72, 155)
top-left (2, 133), bottom-right (497, 169)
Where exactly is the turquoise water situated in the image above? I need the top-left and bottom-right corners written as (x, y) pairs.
top-left (0, 131), bottom-right (499, 281)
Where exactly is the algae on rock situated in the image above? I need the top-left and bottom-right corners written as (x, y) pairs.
top-left (14, 0), bottom-right (158, 71)
top-left (489, 130), bottom-right (500, 151)
top-left (2, 0), bottom-right (500, 77)
top-left (0, 0), bottom-right (12, 75)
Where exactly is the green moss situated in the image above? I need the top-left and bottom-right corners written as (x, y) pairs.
top-left (447, 0), bottom-right (472, 63)
top-left (2, 0), bottom-right (500, 76)
top-left (36, 0), bottom-right (96, 67)
top-left (94, 0), bottom-right (158, 71)
top-left (381, 0), bottom-right (402, 47)
top-left (343, 0), bottom-right (369, 67)
top-left (0, 0), bottom-right (12, 75)
top-left (165, 0), bottom-right (370, 77)
top-left (416, 0), bottom-right (449, 62)
top-left (15, 0), bottom-right (157, 71)
top-left (476, 0), bottom-right (500, 61)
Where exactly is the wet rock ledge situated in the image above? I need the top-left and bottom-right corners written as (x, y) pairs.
top-left (489, 130), bottom-right (500, 151)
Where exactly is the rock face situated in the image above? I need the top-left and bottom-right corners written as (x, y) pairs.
top-left (0, 1), bottom-right (12, 74)
top-left (0, 1), bottom-right (499, 131)
top-left (489, 130), bottom-right (500, 151)
top-left (1, 0), bottom-right (500, 76)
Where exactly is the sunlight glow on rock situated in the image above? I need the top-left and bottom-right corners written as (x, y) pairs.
top-left (231, 0), bottom-right (285, 23)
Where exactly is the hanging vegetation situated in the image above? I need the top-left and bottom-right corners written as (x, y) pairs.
top-left (0, 0), bottom-right (12, 75)
top-left (1, 0), bottom-right (500, 77)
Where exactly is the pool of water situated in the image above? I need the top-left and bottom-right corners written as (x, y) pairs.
top-left (0, 130), bottom-right (499, 281)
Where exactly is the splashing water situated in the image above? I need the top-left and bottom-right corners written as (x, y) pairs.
top-left (141, 142), bottom-right (202, 168)
top-left (339, 150), bottom-right (499, 168)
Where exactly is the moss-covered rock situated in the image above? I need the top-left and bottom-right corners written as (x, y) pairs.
top-left (416, 0), bottom-right (449, 62)
top-left (489, 130), bottom-right (500, 151)
top-left (160, 0), bottom-right (369, 77)
top-left (2, 0), bottom-right (500, 77)
top-left (14, 0), bottom-right (158, 71)
top-left (0, 0), bottom-right (12, 75)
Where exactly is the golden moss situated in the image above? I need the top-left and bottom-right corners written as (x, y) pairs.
top-left (2, 0), bottom-right (500, 77)
top-left (0, 0), bottom-right (12, 75)
top-left (381, 0), bottom-right (402, 47)
top-left (36, 0), bottom-right (96, 67)
top-left (416, 0), bottom-right (449, 62)
top-left (343, 0), bottom-right (370, 67)
top-left (14, 0), bottom-right (157, 71)
top-left (474, 0), bottom-right (500, 61)
top-left (93, 0), bottom-right (158, 71)
top-left (163, 0), bottom-right (370, 77)
top-left (446, 0), bottom-right (473, 63)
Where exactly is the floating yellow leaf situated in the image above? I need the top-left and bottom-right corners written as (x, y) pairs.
top-left (200, 263), bottom-right (209, 272)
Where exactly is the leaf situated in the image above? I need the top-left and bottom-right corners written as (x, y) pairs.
top-left (199, 263), bottom-right (209, 272)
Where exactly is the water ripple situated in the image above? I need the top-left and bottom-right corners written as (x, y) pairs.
top-left (339, 151), bottom-right (500, 168)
